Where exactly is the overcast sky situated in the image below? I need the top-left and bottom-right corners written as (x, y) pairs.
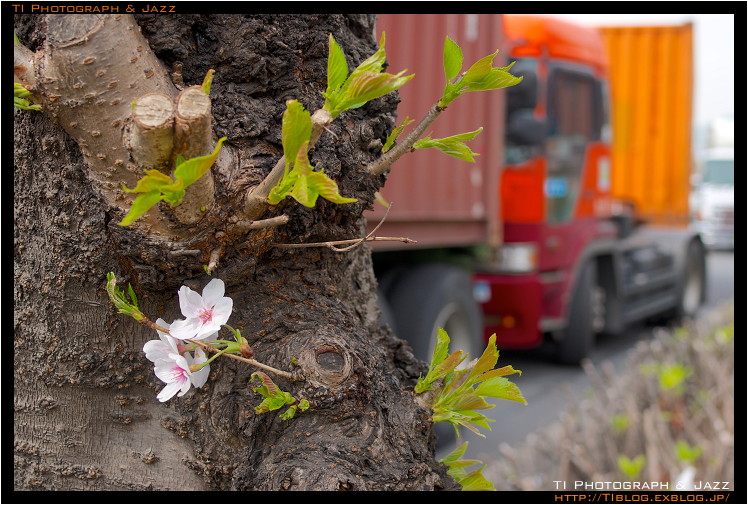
top-left (538, 14), bottom-right (735, 139)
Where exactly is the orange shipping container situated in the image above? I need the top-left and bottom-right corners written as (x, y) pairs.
top-left (599, 23), bottom-right (694, 226)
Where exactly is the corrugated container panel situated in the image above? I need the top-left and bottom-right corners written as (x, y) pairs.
top-left (368, 14), bottom-right (506, 248)
top-left (599, 24), bottom-right (693, 226)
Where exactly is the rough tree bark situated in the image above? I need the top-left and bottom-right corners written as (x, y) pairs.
top-left (13, 13), bottom-right (458, 491)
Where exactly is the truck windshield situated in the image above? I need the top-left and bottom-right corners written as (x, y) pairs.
top-left (703, 160), bottom-right (734, 185)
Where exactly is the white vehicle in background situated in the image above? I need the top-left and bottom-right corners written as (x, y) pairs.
top-left (692, 118), bottom-right (734, 250)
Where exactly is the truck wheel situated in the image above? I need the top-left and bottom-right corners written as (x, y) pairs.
top-left (676, 240), bottom-right (707, 318)
top-left (555, 261), bottom-right (596, 366)
top-left (386, 263), bottom-right (484, 364)
top-left (385, 264), bottom-right (483, 447)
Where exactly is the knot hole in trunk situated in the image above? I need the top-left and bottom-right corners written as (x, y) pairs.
top-left (298, 343), bottom-right (352, 386)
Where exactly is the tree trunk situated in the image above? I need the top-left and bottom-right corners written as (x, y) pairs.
top-left (14, 13), bottom-right (456, 491)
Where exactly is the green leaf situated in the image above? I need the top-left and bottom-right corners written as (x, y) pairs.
top-left (119, 138), bottom-right (226, 226)
top-left (105, 272), bottom-right (145, 320)
top-left (415, 350), bottom-right (466, 394)
top-left (658, 363), bottom-right (692, 391)
top-left (675, 440), bottom-right (703, 463)
top-left (474, 364), bottom-right (523, 383)
top-left (349, 32), bottom-right (387, 78)
top-left (413, 128), bottom-right (483, 162)
top-left (281, 100), bottom-right (312, 172)
top-left (251, 371), bottom-right (280, 397)
top-left (611, 413), bottom-right (629, 434)
top-left (459, 466), bottom-right (496, 491)
top-left (201, 69), bottom-right (215, 95)
top-left (439, 442), bottom-right (496, 491)
top-left (323, 32), bottom-right (413, 118)
top-left (443, 36), bottom-right (464, 81)
top-left (464, 67), bottom-right (523, 93)
top-left (119, 191), bottom-right (164, 226)
top-left (338, 70), bottom-right (414, 112)
top-left (251, 372), bottom-right (298, 415)
top-left (439, 47), bottom-right (522, 107)
top-left (618, 455), bottom-right (646, 479)
top-left (382, 116), bottom-right (414, 153)
top-left (462, 51), bottom-right (499, 84)
top-left (122, 169), bottom-right (174, 194)
top-left (173, 137), bottom-right (227, 188)
top-left (440, 441), bottom-right (469, 466)
top-left (450, 394), bottom-right (493, 412)
top-left (280, 404), bottom-right (298, 420)
top-left (472, 376), bottom-right (527, 405)
top-left (326, 35), bottom-right (349, 95)
top-left (255, 394), bottom-right (293, 414)
top-left (14, 83), bottom-right (41, 111)
top-left (431, 328), bottom-right (451, 370)
top-left (467, 332), bottom-right (498, 381)
top-left (270, 130), bottom-right (357, 208)
top-left (268, 169), bottom-right (299, 205)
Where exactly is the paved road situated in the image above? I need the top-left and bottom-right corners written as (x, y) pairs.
top-left (437, 250), bottom-right (735, 462)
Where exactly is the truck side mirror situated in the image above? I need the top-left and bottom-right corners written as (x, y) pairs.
top-left (507, 109), bottom-right (546, 146)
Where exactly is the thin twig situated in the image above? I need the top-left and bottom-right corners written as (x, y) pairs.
top-left (186, 338), bottom-right (301, 381)
top-left (271, 204), bottom-right (416, 252)
top-left (328, 203), bottom-right (392, 252)
top-left (273, 236), bottom-right (416, 250)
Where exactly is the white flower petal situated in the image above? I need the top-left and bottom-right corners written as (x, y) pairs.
top-left (176, 379), bottom-right (192, 397)
top-left (178, 286), bottom-right (204, 318)
top-left (201, 278), bottom-right (225, 307)
top-left (211, 299), bottom-right (233, 326)
top-left (190, 348), bottom-right (210, 384)
top-left (194, 321), bottom-right (222, 340)
top-left (155, 319), bottom-right (180, 353)
top-left (154, 361), bottom-right (180, 383)
top-left (169, 318), bottom-right (202, 340)
top-left (143, 340), bottom-right (171, 363)
top-left (157, 381), bottom-right (183, 402)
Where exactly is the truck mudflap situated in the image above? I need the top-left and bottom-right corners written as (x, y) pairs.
top-left (473, 272), bottom-right (543, 349)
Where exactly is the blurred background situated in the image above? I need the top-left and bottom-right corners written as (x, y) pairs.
top-left (547, 14), bottom-right (734, 148)
top-left (370, 12), bottom-right (735, 491)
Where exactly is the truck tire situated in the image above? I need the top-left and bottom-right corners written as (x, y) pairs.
top-left (386, 263), bottom-right (484, 364)
top-left (555, 261), bottom-right (596, 366)
top-left (384, 264), bottom-right (483, 447)
top-left (675, 239), bottom-right (707, 319)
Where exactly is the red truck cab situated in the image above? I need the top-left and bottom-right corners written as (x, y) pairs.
top-left (476, 15), bottom-right (619, 350)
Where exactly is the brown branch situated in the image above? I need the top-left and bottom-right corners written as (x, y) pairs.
top-left (171, 86), bottom-right (215, 225)
top-left (186, 338), bottom-right (302, 381)
top-left (366, 103), bottom-right (445, 177)
top-left (241, 109), bottom-right (333, 221)
top-left (126, 93), bottom-right (175, 170)
top-left (234, 214), bottom-right (290, 232)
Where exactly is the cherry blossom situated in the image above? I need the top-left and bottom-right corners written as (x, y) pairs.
top-left (143, 318), bottom-right (185, 363)
top-left (153, 348), bottom-right (210, 402)
top-left (168, 279), bottom-right (233, 341)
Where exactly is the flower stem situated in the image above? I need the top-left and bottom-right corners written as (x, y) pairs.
top-left (138, 315), bottom-right (302, 381)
